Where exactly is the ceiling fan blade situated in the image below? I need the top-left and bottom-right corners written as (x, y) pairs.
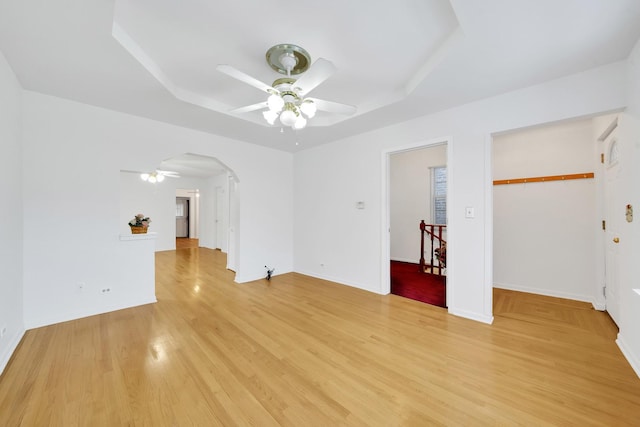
top-left (216, 64), bottom-right (274, 93)
top-left (308, 98), bottom-right (357, 116)
top-left (230, 101), bottom-right (268, 114)
top-left (156, 169), bottom-right (180, 177)
top-left (294, 58), bottom-right (336, 96)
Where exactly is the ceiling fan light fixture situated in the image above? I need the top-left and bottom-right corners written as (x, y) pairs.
top-left (266, 44), bottom-right (311, 76)
top-left (293, 115), bottom-right (307, 130)
top-left (279, 107), bottom-right (297, 127)
top-left (140, 173), bottom-right (150, 181)
top-left (267, 93), bottom-right (284, 112)
top-left (156, 174), bottom-right (165, 182)
top-left (263, 109), bottom-right (278, 125)
top-left (300, 99), bottom-right (316, 118)
top-left (279, 52), bottom-right (297, 74)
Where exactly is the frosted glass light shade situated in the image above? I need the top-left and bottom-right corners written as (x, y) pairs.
top-left (140, 173), bottom-right (150, 181)
top-left (293, 115), bottom-right (307, 130)
top-left (267, 94), bottom-right (284, 112)
top-left (156, 174), bottom-right (165, 182)
top-left (263, 110), bottom-right (278, 125)
top-left (279, 109), bottom-right (297, 126)
top-left (300, 99), bottom-right (316, 118)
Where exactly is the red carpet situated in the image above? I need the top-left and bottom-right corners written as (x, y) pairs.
top-left (390, 261), bottom-right (446, 308)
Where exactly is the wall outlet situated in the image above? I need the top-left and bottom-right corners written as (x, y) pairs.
top-left (0, 325), bottom-right (6, 339)
top-left (101, 288), bottom-right (111, 294)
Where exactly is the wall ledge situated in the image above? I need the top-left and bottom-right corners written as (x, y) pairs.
top-left (119, 232), bottom-right (158, 241)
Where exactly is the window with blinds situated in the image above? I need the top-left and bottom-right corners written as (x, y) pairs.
top-left (432, 166), bottom-right (447, 225)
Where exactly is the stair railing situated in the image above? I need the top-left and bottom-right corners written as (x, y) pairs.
top-left (419, 220), bottom-right (447, 275)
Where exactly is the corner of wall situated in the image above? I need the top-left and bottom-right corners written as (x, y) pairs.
top-left (617, 335), bottom-right (640, 379)
top-left (0, 329), bottom-right (26, 376)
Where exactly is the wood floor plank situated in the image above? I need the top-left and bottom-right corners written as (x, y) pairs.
top-left (1, 248), bottom-right (640, 425)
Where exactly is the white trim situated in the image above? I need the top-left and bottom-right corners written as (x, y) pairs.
top-left (617, 334), bottom-right (640, 379)
top-left (484, 134), bottom-right (494, 321)
top-left (233, 271), bottom-right (278, 284)
top-left (381, 136), bottom-right (453, 301)
top-left (24, 297), bottom-right (157, 330)
top-left (390, 257), bottom-right (421, 264)
top-left (295, 270), bottom-right (383, 294)
top-left (445, 139), bottom-right (454, 309)
top-left (448, 307), bottom-right (494, 324)
top-left (493, 282), bottom-right (593, 303)
top-left (119, 232), bottom-right (158, 241)
top-left (0, 328), bottom-right (25, 376)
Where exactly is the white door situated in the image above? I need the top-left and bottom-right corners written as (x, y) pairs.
top-left (227, 180), bottom-right (238, 272)
top-left (176, 197), bottom-right (189, 238)
top-left (604, 126), bottom-right (622, 325)
top-left (215, 187), bottom-right (225, 250)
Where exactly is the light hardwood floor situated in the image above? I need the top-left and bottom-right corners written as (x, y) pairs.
top-left (1, 248), bottom-right (639, 425)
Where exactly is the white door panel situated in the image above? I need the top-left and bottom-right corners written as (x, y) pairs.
top-left (604, 127), bottom-right (621, 326)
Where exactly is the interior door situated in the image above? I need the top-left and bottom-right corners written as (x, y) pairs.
top-left (215, 187), bottom-right (224, 250)
top-left (604, 126), bottom-right (621, 326)
top-left (176, 197), bottom-right (189, 238)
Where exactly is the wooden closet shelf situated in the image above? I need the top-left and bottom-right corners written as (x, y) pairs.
top-left (493, 172), bottom-right (594, 186)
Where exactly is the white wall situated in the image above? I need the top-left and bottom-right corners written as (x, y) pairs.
top-left (194, 174), bottom-right (230, 251)
top-left (294, 61), bottom-right (627, 324)
top-left (390, 144), bottom-right (447, 263)
top-left (22, 91), bottom-right (294, 328)
top-left (0, 51), bottom-right (24, 373)
top-left (493, 119), bottom-right (597, 301)
top-left (120, 173), bottom-right (217, 251)
top-left (616, 37), bottom-right (640, 377)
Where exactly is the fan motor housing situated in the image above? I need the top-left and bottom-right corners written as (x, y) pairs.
top-left (266, 44), bottom-right (311, 75)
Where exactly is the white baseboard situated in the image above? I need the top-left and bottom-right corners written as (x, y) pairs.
top-left (294, 269), bottom-right (380, 294)
top-left (390, 257), bottom-right (420, 264)
top-left (234, 269), bottom-right (288, 284)
top-left (448, 307), bottom-right (494, 324)
top-left (617, 333), bottom-right (640, 379)
top-left (25, 296), bottom-right (157, 330)
top-left (0, 328), bottom-right (25, 376)
top-left (493, 282), bottom-right (592, 303)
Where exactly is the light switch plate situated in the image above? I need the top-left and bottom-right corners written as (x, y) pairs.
top-left (465, 207), bottom-right (475, 218)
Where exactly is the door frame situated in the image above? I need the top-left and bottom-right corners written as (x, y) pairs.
top-left (600, 118), bottom-right (622, 323)
top-left (176, 196), bottom-right (190, 238)
top-left (381, 136), bottom-right (454, 308)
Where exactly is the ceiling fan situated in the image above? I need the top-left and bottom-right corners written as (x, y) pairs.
top-left (217, 44), bottom-right (356, 130)
top-left (122, 169), bottom-right (180, 183)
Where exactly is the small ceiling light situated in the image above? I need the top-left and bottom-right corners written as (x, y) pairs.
top-left (263, 109), bottom-right (278, 125)
top-left (140, 170), bottom-right (172, 183)
top-left (267, 93), bottom-right (284, 112)
top-left (279, 106), bottom-right (297, 127)
top-left (300, 99), bottom-right (316, 118)
top-left (293, 115), bottom-right (307, 130)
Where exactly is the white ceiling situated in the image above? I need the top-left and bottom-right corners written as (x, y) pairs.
top-left (1, 0), bottom-right (640, 156)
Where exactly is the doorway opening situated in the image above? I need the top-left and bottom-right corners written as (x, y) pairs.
top-left (383, 139), bottom-right (450, 309)
top-left (157, 152), bottom-right (240, 273)
top-left (491, 115), bottom-right (617, 324)
top-left (176, 191), bottom-right (199, 249)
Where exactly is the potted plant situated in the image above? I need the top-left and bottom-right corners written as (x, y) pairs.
top-left (128, 213), bottom-right (151, 234)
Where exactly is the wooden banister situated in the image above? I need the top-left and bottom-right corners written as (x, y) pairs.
top-left (419, 221), bottom-right (447, 276)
